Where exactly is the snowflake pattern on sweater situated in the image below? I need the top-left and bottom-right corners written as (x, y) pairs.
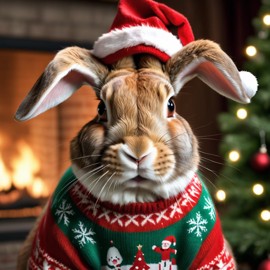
top-left (28, 168), bottom-right (235, 270)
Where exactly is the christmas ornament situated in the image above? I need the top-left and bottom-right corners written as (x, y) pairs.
top-left (258, 256), bottom-right (270, 270)
top-left (251, 131), bottom-right (270, 171)
top-left (130, 245), bottom-right (150, 270)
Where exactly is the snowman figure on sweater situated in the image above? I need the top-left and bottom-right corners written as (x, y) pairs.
top-left (152, 236), bottom-right (177, 270)
top-left (106, 242), bottom-right (123, 270)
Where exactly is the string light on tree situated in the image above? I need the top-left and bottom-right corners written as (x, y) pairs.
top-left (252, 183), bottom-right (264, 196)
top-left (215, 189), bottom-right (226, 202)
top-left (260, 210), bottom-right (270, 222)
top-left (229, 150), bottom-right (240, 162)
top-left (236, 108), bottom-right (248, 120)
top-left (263, 14), bottom-right (270, 26)
top-left (245, 45), bottom-right (257, 57)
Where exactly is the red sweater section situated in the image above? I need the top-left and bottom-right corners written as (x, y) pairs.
top-left (190, 215), bottom-right (235, 270)
top-left (29, 204), bottom-right (89, 270)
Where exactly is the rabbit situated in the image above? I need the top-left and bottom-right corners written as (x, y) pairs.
top-left (15, 40), bottom-right (257, 270)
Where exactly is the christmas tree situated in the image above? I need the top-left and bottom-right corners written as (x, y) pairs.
top-left (216, 0), bottom-right (270, 268)
top-left (130, 245), bottom-right (150, 270)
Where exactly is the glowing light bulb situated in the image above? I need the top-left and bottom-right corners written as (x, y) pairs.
top-left (261, 210), bottom-right (270, 221)
top-left (252, 183), bottom-right (264, 196)
top-left (236, 108), bottom-right (248, 120)
top-left (263, 14), bottom-right (270, 26)
top-left (229, 150), bottom-right (240, 162)
top-left (216, 190), bottom-right (226, 202)
top-left (245, 45), bottom-right (257, 57)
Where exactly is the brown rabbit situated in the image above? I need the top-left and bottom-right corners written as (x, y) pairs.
top-left (15, 40), bottom-right (257, 270)
top-left (15, 0), bottom-right (258, 269)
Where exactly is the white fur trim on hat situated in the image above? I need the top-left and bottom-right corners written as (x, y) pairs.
top-left (93, 25), bottom-right (183, 59)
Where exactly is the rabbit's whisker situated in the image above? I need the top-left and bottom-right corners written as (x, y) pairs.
top-left (56, 176), bottom-right (78, 202)
top-left (111, 174), bottom-right (119, 198)
top-left (78, 165), bottom-right (105, 180)
top-left (93, 171), bottom-right (111, 208)
top-left (199, 150), bottom-right (223, 158)
top-left (80, 165), bottom-right (110, 196)
top-left (103, 172), bottom-right (117, 202)
top-left (71, 155), bottom-right (102, 161)
top-left (200, 156), bottom-right (225, 167)
top-left (164, 131), bottom-right (187, 144)
top-left (198, 137), bottom-right (222, 142)
top-left (57, 165), bottom-right (106, 201)
top-left (80, 162), bottom-right (102, 170)
top-left (196, 133), bottom-right (222, 139)
top-left (199, 155), bottom-right (241, 173)
top-left (197, 166), bottom-right (218, 190)
top-left (158, 131), bottom-right (170, 142)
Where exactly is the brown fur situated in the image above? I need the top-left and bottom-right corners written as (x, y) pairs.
top-left (15, 47), bottom-right (108, 120)
top-left (167, 40), bottom-right (237, 82)
top-left (71, 59), bottom-right (199, 193)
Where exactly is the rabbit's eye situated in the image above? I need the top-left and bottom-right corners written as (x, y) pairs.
top-left (97, 100), bottom-right (107, 121)
top-left (167, 98), bottom-right (176, 118)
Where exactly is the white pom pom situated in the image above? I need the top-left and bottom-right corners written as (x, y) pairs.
top-left (239, 71), bottom-right (258, 101)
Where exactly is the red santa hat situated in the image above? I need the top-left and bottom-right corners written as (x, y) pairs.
top-left (93, 0), bottom-right (194, 64)
top-left (162, 235), bottom-right (176, 246)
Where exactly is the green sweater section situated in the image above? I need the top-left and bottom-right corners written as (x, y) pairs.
top-left (50, 168), bottom-right (218, 269)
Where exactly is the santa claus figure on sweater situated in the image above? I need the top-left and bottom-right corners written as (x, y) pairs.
top-left (152, 236), bottom-right (177, 270)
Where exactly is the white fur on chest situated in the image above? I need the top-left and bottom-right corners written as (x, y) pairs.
top-left (72, 163), bottom-right (197, 205)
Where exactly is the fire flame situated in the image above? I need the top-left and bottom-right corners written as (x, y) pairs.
top-left (12, 141), bottom-right (40, 190)
top-left (28, 177), bottom-right (49, 199)
top-left (0, 140), bottom-right (48, 198)
top-left (0, 153), bottom-right (12, 191)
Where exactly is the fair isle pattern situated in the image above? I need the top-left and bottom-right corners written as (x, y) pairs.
top-left (70, 174), bottom-right (202, 232)
top-left (28, 237), bottom-right (70, 270)
top-left (55, 199), bottom-right (74, 226)
top-left (203, 196), bottom-right (216, 221)
top-left (187, 211), bottom-right (208, 239)
top-left (198, 243), bottom-right (235, 270)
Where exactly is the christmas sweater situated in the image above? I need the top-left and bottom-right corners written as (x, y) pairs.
top-left (28, 167), bottom-right (235, 270)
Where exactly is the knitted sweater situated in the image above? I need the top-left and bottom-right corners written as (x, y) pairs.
top-left (29, 168), bottom-right (235, 270)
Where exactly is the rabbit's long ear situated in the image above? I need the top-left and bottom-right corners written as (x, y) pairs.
top-left (15, 46), bottom-right (108, 121)
top-left (166, 40), bottom-right (258, 103)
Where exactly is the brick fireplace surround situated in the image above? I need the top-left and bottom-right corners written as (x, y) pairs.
top-left (0, 1), bottom-right (116, 269)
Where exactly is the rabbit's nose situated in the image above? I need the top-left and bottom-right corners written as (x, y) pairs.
top-left (123, 152), bottom-right (148, 165)
top-left (120, 136), bottom-right (156, 166)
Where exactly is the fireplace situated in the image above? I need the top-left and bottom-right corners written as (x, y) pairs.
top-left (0, 46), bottom-right (98, 241)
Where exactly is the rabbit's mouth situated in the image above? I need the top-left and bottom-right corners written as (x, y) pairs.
top-left (130, 176), bottom-right (148, 183)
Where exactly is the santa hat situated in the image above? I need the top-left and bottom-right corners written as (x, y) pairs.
top-left (93, 0), bottom-right (194, 64)
top-left (162, 235), bottom-right (176, 246)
